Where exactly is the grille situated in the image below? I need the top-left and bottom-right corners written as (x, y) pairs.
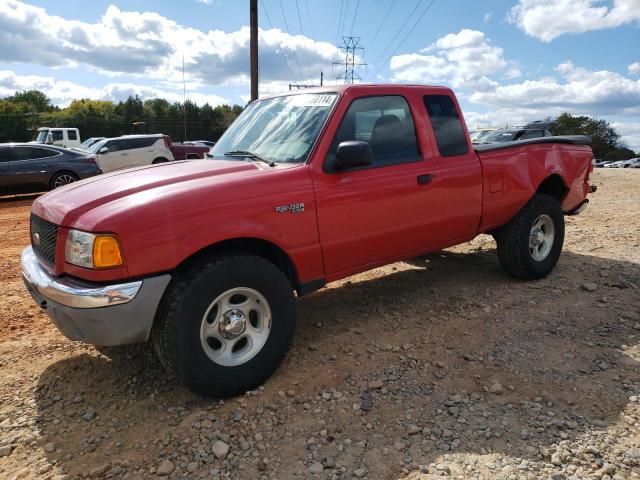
top-left (30, 214), bottom-right (59, 265)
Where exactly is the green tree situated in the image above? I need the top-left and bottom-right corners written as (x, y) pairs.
top-left (552, 113), bottom-right (625, 160)
top-left (6, 90), bottom-right (55, 113)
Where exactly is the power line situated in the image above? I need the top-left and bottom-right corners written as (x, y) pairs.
top-left (295, 0), bottom-right (312, 80)
top-left (367, 0), bottom-right (396, 54)
top-left (277, 0), bottom-right (304, 82)
top-left (369, 0), bottom-right (437, 80)
top-left (349, 0), bottom-right (361, 37)
top-left (336, 0), bottom-right (345, 47)
top-left (259, 0), bottom-right (297, 83)
top-left (339, 0), bottom-right (350, 41)
top-left (304, 0), bottom-right (317, 43)
top-left (366, 0), bottom-right (425, 81)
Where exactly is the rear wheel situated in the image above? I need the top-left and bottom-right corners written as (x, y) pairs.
top-left (50, 172), bottom-right (78, 189)
top-left (495, 193), bottom-right (565, 280)
top-left (152, 157), bottom-right (168, 164)
top-left (152, 253), bottom-right (296, 398)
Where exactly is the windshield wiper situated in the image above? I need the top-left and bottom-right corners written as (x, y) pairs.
top-left (224, 150), bottom-right (276, 167)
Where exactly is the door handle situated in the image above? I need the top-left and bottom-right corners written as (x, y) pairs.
top-left (121, 153), bottom-right (128, 156)
top-left (417, 174), bottom-right (433, 186)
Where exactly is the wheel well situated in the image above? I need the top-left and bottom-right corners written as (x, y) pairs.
top-left (536, 175), bottom-right (567, 202)
top-left (177, 238), bottom-right (301, 293)
top-left (152, 157), bottom-right (168, 164)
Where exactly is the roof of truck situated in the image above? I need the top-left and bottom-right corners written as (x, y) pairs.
top-left (259, 84), bottom-right (453, 100)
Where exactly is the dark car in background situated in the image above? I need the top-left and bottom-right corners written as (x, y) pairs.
top-left (477, 128), bottom-right (552, 144)
top-left (0, 144), bottom-right (102, 195)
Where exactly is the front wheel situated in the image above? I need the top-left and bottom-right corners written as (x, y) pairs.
top-left (152, 253), bottom-right (296, 398)
top-left (496, 193), bottom-right (565, 280)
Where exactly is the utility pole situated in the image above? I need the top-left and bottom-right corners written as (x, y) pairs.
top-left (250, 0), bottom-right (259, 101)
top-left (289, 71), bottom-right (324, 90)
top-left (182, 55), bottom-right (187, 141)
top-left (334, 37), bottom-right (366, 84)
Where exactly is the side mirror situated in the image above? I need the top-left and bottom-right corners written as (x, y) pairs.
top-left (45, 133), bottom-right (53, 144)
top-left (334, 141), bottom-right (373, 170)
top-left (99, 147), bottom-right (109, 154)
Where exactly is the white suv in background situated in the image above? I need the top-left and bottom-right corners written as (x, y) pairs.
top-left (89, 135), bottom-right (174, 173)
top-left (34, 127), bottom-right (81, 148)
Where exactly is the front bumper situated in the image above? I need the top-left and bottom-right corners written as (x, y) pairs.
top-left (21, 246), bottom-right (171, 346)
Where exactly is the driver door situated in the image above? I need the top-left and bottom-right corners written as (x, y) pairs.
top-left (311, 94), bottom-right (442, 277)
top-left (98, 139), bottom-right (131, 172)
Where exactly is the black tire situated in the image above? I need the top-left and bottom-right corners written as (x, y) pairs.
top-left (151, 253), bottom-right (296, 398)
top-left (49, 171), bottom-right (79, 189)
top-left (495, 193), bottom-right (565, 280)
top-left (152, 157), bottom-right (168, 164)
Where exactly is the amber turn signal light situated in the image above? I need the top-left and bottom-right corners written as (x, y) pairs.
top-left (93, 235), bottom-right (123, 268)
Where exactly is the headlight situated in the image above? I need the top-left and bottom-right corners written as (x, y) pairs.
top-left (65, 229), bottom-right (123, 269)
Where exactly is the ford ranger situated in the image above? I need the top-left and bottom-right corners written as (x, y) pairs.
top-left (21, 85), bottom-right (595, 397)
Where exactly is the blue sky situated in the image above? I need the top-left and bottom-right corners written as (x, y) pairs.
top-left (0, 0), bottom-right (639, 148)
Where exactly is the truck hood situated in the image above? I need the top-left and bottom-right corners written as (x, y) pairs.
top-left (32, 160), bottom-right (265, 226)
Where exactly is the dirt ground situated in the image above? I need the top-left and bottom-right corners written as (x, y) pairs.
top-left (0, 170), bottom-right (639, 480)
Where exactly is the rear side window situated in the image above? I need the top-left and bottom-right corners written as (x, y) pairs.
top-left (0, 146), bottom-right (14, 162)
top-left (67, 130), bottom-right (78, 140)
top-left (11, 147), bottom-right (57, 160)
top-left (127, 137), bottom-right (157, 149)
top-left (327, 95), bottom-right (420, 169)
top-left (423, 95), bottom-right (468, 157)
top-left (25, 147), bottom-right (58, 159)
top-left (51, 130), bottom-right (64, 142)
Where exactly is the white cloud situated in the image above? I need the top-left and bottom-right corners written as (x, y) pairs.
top-left (508, 0), bottom-right (640, 42)
top-left (629, 62), bottom-right (640, 75)
top-left (0, 1), bottom-right (337, 88)
top-left (470, 61), bottom-right (640, 117)
top-left (0, 70), bottom-right (228, 107)
top-left (612, 122), bottom-right (640, 151)
top-left (389, 29), bottom-right (520, 90)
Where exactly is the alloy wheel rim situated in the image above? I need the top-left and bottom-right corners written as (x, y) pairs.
top-left (529, 214), bottom-right (555, 261)
top-left (54, 175), bottom-right (76, 188)
top-left (199, 287), bottom-right (271, 367)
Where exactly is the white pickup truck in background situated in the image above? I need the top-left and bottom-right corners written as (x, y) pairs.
top-left (34, 127), bottom-right (81, 148)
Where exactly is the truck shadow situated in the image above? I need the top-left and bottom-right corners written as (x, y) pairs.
top-left (33, 248), bottom-right (640, 478)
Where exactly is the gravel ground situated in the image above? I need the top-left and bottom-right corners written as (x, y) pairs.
top-left (0, 169), bottom-right (639, 480)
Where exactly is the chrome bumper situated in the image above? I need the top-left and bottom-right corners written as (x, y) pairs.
top-left (21, 246), bottom-right (141, 308)
top-left (21, 246), bottom-right (171, 346)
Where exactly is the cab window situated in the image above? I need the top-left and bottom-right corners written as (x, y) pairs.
top-left (326, 95), bottom-right (420, 171)
top-left (423, 95), bottom-right (469, 157)
top-left (67, 130), bottom-right (78, 141)
top-left (51, 130), bottom-right (64, 142)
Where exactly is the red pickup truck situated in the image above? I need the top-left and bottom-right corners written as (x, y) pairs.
top-left (21, 85), bottom-right (594, 397)
top-left (167, 138), bottom-right (210, 160)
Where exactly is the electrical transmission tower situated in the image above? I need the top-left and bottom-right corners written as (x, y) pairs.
top-left (334, 36), bottom-right (367, 84)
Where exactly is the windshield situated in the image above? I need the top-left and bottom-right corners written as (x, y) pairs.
top-left (88, 138), bottom-right (108, 154)
top-left (80, 137), bottom-right (99, 149)
top-left (35, 129), bottom-right (49, 143)
top-left (211, 93), bottom-right (338, 164)
top-left (483, 131), bottom-right (517, 143)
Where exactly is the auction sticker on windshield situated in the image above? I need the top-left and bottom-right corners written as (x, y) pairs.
top-left (290, 94), bottom-right (336, 107)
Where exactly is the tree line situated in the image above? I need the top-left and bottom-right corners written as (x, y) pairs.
top-left (0, 90), bottom-right (244, 143)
